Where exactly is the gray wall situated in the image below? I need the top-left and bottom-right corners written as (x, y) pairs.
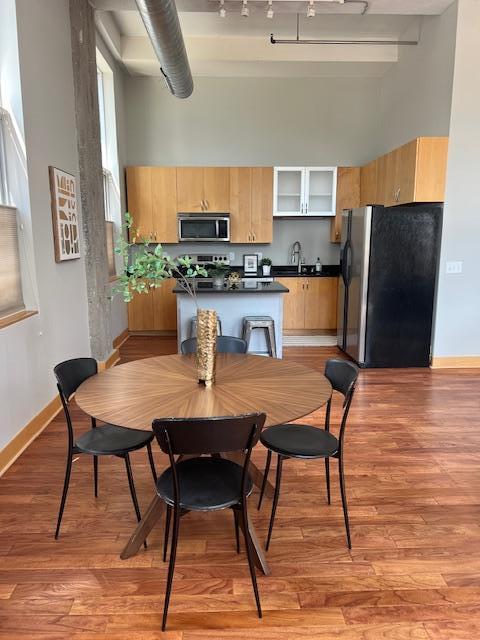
top-left (432, 0), bottom-right (480, 358)
top-left (0, 0), bottom-right (90, 450)
top-left (125, 76), bottom-right (382, 167)
top-left (379, 5), bottom-right (457, 153)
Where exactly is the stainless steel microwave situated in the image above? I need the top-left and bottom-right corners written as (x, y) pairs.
top-left (178, 214), bottom-right (230, 242)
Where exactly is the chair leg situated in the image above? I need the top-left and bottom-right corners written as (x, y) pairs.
top-left (240, 503), bottom-right (262, 618)
top-left (162, 506), bottom-right (180, 631)
top-left (163, 505), bottom-right (171, 562)
top-left (325, 457), bottom-right (331, 505)
top-left (338, 454), bottom-right (351, 549)
top-left (124, 453), bottom-right (147, 550)
top-left (233, 509), bottom-right (240, 553)
top-left (55, 453), bottom-right (73, 539)
top-left (266, 454), bottom-right (283, 551)
top-left (146, 442), bottom-right (157, 484)
top-left (93, 456), bottom-right (98, 498)
top-left (257, 449), bottom-right (272, 510)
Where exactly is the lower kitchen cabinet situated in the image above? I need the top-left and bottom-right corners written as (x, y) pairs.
top-left (276, 277), bottom-right (338, 331)
top-left (127, 279), bottom-right (177, 332)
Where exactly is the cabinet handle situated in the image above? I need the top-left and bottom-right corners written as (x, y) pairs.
top-left (205, 200), bottom-right (209, 210)
top-left (252, 231), bottom-right (256, 241)
top-left (301, 203), bottom-right (304, 214)
top-left (305, 203), bottom-right (308, 214)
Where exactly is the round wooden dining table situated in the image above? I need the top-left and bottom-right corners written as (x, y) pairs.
top-left (76, 353), bottom-right (332, 573)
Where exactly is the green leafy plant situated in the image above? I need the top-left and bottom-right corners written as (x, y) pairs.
top-left (113, 213), bottom-right (208, 305)
top-left (260, 257), bottom-right (272, 266)
top-left (208, 262), bottom-right (230, 279)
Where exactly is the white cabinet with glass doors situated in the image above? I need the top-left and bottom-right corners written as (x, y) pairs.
top-left (273, 167), bottom-right (337, 217)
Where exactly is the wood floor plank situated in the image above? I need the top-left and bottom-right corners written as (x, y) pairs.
top-left (2, 336), bottom-right (480, 638)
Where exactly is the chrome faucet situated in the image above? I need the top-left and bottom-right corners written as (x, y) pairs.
top-left (291, 241), bottom-right (302, 274)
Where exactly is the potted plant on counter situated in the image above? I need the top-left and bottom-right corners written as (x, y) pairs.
top-left (114, 214), bottom-right (222, 387)
top-left (260, 257), bottom-right (272, 276)
top-left (208, 262), bottom-right (230, 289)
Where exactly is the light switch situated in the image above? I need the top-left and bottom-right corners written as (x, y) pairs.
top-left (446, 261), bottom-right (463, 274)
top-left (229, 252), bottom-right (235, 261)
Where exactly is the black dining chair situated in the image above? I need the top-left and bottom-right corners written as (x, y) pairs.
top-left (53, 357), bottom-right (157, 540)
top-left (257, 359), bottom-right (359, 550)
top-left (180, 335), bottom-right (248, 355)
top-left (152, 412), bottom-right (266, 631)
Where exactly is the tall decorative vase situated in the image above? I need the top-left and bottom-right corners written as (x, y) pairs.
top-left (196, 308), bottom-right (217, 386)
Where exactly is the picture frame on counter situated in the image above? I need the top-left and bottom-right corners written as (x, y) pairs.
top-left (243, 254), bottom-right (258, 275)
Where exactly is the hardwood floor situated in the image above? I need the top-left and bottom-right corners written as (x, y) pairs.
top-left (1, 335), bottom-right (480, 638)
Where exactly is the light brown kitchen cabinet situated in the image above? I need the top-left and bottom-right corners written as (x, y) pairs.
top-left (360, 137), bottom-right (448, 208)
top-left (229, 167), bottom-right (273, 243)
top-left (176, 167), bottom-right (229, 213)
top-left (126, 167), bottom-right (177, 243)
top-left (304, 278), bottom-right (338, 330)
top-left (127, 279), bottom-right (177, 332)
top-left (126, 167), bottom-right (153, 241)
top-left (330, 167), bottom-right (360, 243)
top-left (276, 277), bottom-right (338, 330)
top-left (360, 160), bottom-right (378, 206)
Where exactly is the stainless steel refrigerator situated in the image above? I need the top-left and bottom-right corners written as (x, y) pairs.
top-left (337, 205), bottom-right (442, 368)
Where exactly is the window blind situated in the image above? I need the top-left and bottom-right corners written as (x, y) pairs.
top-left (105, 220), bottom-right (116, 279)
top-left (0, 206), bottom-right (25, 318)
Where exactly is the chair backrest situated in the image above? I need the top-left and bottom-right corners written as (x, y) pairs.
top-left (181, 336), bottom-right (248, 355)
top-left (325, 359), bottom-right (359, 404)
top-left (54, 357), bottom-right (98, 402)
top-left (324, 359), bottom-right (359, 445)
top-left (152, 413), bottom-right (266, 508)
top-left (152, 413), bottom-right (266, 456)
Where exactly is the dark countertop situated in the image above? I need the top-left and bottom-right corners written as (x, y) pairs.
top-left (173, 281), bottom-right (289, 294)
top-left (271, 264), bottom-right (340, 278)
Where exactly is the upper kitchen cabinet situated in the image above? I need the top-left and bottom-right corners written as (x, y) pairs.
top-left (330, 167), bottom-right (361, 243)
top-left (273, 167), bottom-right (337, 217)
top-left (360, 160), bottom-right (378, 207)
top-left (176, 167), bottom-right (229, 213)
top-left (382, 137), bottom-right (449, 207)
top-left (126, 167), bottom-right (177, 243)
top-left (230, 167), bottom-right (273, 243)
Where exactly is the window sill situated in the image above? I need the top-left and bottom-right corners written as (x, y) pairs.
top-left (0, 310), bottom-right (38, 330)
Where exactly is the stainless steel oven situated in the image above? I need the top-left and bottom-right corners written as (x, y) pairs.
top-left (178, 214), bottom-right (230, 242)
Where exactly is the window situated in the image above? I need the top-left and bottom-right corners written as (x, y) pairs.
top-left (0, 206), bottom-right (25, 319)
top-left (0, 109), bottom-right (10, 206)
top-left (105, 220), bottom-right (116, 279)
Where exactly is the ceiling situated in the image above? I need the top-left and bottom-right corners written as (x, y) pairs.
top-left (93, 0), bottom-right (455, 78)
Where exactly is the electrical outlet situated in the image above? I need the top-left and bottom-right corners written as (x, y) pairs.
top-left (229, 252), bottom-right (235, 262)
top-left (257, 252), bottom-right (262, 262)
top-left (446, 261), bottom-right (463, 274)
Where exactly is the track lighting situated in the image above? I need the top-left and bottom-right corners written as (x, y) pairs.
top-left (266, 0), bottom-right (274, 19)
top-left (307, 0), bottom-right (315, 17)
top-left (219, 0), bottom-right (226, 17)
top-left (241, 0), bottom-right (249, 17)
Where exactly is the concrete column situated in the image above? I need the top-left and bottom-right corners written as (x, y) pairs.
top-left (69, 0), bottom-right (112, 361)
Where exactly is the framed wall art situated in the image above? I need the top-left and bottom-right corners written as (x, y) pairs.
top-left (49, 166), bottom-right (80, 262)
top-left (243, 254), bottom-right (258, 275)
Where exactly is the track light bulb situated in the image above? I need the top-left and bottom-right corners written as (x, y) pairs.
top-left (219, 0), bottom-right (226, 17)
top-left (267, 0), bottom-right (274, 19)
top-left (241, 0), bottom-right (249, 17)
top-left (307, 0), bottom-right (315, 18)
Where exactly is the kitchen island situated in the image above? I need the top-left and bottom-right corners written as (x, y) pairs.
top-left (174, 281), bottom-right (289, 357)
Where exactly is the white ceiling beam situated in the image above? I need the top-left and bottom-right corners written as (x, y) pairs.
top-left (121, 33), bottom-right (398, 65)
top-left (95, 10), bottom-right (123, 60)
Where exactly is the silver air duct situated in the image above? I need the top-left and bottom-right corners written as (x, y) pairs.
top-left (135, 0), bottom-right (193, 99)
